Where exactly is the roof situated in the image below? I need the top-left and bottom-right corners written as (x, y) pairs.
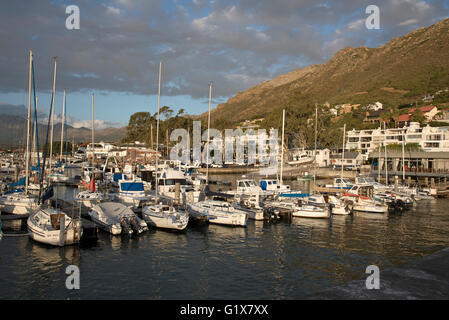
top-left (397, 114), bottom-right (411, 122)
top-left (330, 152), bottom-right (360, 160)
top-left (409, 105), bottom-right (437, 114)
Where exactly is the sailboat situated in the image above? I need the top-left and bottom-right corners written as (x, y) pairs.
top-left (27, 56), bottom-right (83, 246)
top-left (49, 89), bottom-right (71, 183)
top-left (0, 50), bottom-right (39, 214)
top-left (142, 61), bottom-right (189, 231)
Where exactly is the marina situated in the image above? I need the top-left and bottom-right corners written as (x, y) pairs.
top-left (2, 1), bottom-right (449, 303)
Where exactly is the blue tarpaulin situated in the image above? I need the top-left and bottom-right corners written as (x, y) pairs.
top-left (8, 177), bottom-right (26, 188)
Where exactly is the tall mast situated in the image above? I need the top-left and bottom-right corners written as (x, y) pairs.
top-left (384, 121), bottom-right (388, 184)
top-left (206, 82), bottom-right (212, 185)
top-left (25, 50), bottom-right (33, 194)
top-left (402, 129), bottom-right (406, 182)
top-left (49, 57), bottom-right (57, 173)
top-left (91, 93), bottom-right (95, 167)
top-left (341, 123), bottom-right (346, 178)
top-left (155, 61), bottom-right (162, 200)
top-left (314, 104), bottom-right (317, 185)
top-left (60, 89), bottom-right (66, 163)
top-left (280, 109), bottom-right (285, 185)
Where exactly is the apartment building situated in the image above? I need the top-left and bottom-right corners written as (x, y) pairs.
top-left (346, 122), bottom-right (449, 160)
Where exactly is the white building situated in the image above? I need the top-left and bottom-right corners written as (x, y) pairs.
top-left (346, 122), bottom-right (449, 160)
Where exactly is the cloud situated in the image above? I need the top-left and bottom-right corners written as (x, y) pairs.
top-left (0, 0), bottom-right (448, 103)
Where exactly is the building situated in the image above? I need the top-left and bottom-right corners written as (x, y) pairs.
top-left (330, 152), bottom-right (363, 169)
top-left (363, 110), bottom-right (384, 124)
top-left (397, 105), bottom-right (439, 127)
top-left (346, 122), bottom-right (449, 160)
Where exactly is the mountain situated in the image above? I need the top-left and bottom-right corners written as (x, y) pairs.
top-left (206, 18), bottom-right (449, 126)
top-left (0, 114), bottom-right (126, 148)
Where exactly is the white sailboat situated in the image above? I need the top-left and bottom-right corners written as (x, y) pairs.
top-left (0, 50), bottom-right (39, 214)
top-left (142, 204), bottom-right (189, 231)
top-left (187, 200), bottom-right (248, 227)
top-left (141, 61), bottom-right (189, 231)
top-left (27, 56), bottom-right (84, 247)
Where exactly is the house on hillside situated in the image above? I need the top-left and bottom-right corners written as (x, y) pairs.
top-left (367, 102), bottom-right (383, 111)
top-left (363, 110), bottom-right (384, 124)
top-left (396, 105), bottom-right (439, 127)
top-left (340, 104), bottom-right (360, 114)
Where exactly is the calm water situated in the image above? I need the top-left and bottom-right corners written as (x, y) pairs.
top-left (1, 173), bottom-right (449, 299)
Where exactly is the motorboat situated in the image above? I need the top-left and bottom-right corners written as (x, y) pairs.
top-left (341, 185), bottom-right (388, 214)
top-left (27, 206), bottom-right (83, 246)
top-left (187, 200), bottom-right (248, 227)
top-left (142, 203), bottom-right (189, 231)
top-left (325, 177), bottom-right (353, 190)
top-left (88, 202), bottom-right (148, 235)
top-left (157, 168), bottom-right (202, 204)
top-left (112, 178), bottom-right (150, 209)
top-left (328, 195), bottom-right (352, 215)
top-left (259, 179), bottom-right (291, 193)
top-left (75, 191), bottom-right (106, 208)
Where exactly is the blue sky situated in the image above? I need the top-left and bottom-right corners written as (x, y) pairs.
top-left (0, 0), bottom-right (448, 128)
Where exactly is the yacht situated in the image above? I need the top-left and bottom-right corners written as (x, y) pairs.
top-left (88, 202), bottom-right (148, 235)
top-left (325, 177), bottom-right (353, 190)
top-left (27, 206), bottom-right (83, 246)
top-left (341, 185), bottom-right (388, 214)
top-left (142, 203), bottom-right (189, 231)
top-left (187, 200), bottom-right (248, 227)
top-left (0, 191), bottom-right (39, 215)
top-left (157, 168), bottom-right (202, 205)
top-left (112, 177), bottom-right (149, 209)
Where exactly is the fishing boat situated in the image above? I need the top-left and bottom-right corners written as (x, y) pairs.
top-left (88, 202), bottom-right (148, 235)
top-left (142, 203), bottom-right (189, 231)
top-left (259, 179), bottom-right (291, 193)
top-left (187, 200), bottom-right (248, 227)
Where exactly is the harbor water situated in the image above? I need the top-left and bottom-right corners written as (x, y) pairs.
top-left (1, 173), bottom-right (449, 299)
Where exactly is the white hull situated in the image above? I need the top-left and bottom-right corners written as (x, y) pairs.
top-left (208, 213), bottom-right (247, 227)
top-left (0, 195), bottom-right (38, 215)
top-left (331, 205), bottom-right (351, 215)
top-left (144, 214), bottom-right (188, 231)
top-left (353, 204), bottom-right (388, 214)
top-left (27, 209), bottom-right (83, 246)
top-left (292, 207), bottom-right (330, 219)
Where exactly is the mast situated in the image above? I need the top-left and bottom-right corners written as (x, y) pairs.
top-left (341, 124), bottom-right (346, 178)
top-left (91, 93), bottom-right (94, 167)
top-left (314, 104), bottom-right (317, 185)
top-left (206, 82), bottom-right (212, 185)
top-left (402, 129), bottom-right (406, 182)
top-left (155, 61), bottom-right (162, 200)
top-left (60, 89), bottom-right (66, 163)
top-left (49, 57), bottom-right (57, 174)
top-left (25, 50), bottom-right (33, 194)
top-left (280, 109), bottom-right (285, 184)
top-left (384, 121), bottom-right (388, 184)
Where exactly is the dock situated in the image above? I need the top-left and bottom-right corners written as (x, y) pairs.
top-left (306, 247), bottom-right (449, 299)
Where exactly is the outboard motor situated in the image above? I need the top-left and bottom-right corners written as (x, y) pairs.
top-left (263, 207), bottom-right (280, 223)
top-left (119, 217), bottom-right (133, 235)
top-left (129, 216), bottom-right (146, 234)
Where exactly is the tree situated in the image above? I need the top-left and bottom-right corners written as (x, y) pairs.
top-left (124, 112), bottom-right (153, 143)
top-left (410, 109), bottom-right (426, 124)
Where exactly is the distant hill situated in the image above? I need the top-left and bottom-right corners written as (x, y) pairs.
top-left (0, 113), bottom-right (125, 148)
top-left (204, 18), bottom-right (449, 126)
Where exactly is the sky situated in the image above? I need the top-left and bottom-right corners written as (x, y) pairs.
top-left (0, 0), bottom-right (448, 129)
